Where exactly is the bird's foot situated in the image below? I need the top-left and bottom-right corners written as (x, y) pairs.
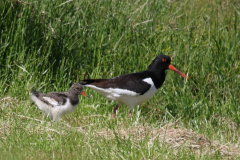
top-left (128, 111), bottom-right (132, 117)
top-left (113, 104), bottom-right (120, 118)
top-left (112, 113), bottom-right (116, 118)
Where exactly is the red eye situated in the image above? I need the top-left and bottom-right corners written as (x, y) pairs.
top-left (162, 59), bottom-right (166, 62)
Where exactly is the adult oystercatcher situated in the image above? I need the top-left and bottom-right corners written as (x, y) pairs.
top-left (79, 54), bottom-right (188, 118)
top-left (31, 83), bottom-right (90, 121)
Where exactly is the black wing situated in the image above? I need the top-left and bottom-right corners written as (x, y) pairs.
top-left (80, 71), bottom-right (153, 95)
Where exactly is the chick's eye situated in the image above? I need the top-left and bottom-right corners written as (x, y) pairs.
top-left (162, 59), bottom-right (166, 62)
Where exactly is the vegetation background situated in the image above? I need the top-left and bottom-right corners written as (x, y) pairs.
top-left (0, 0), bottom-right (240, 159)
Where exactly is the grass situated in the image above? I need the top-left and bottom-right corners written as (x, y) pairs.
top-left (0, 0), bottom-right (240, 159)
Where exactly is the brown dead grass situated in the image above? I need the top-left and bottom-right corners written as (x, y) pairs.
top-left (0, 123), bottom-right (10, 140)
top-left (1, 100), bottom-right (239, 158)
top-left (0, 96), bottom-right (18, 110)
top-left (96, 122), bottom-right (240, 158)
top-left (8, 113), bottom-right (239, 158)
top-left (1, 116), bottom-right (239, 158)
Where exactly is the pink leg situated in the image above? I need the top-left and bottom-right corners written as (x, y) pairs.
top-left (112, 104), bottom-right (120, 118)
top-left (128, 110), bottom-right (132, 117)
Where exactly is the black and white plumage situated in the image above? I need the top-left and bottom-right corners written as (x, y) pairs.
top-left (79, 54), bottom-right (189, 118)
top-left (31, 83), bottom-right (90, 121)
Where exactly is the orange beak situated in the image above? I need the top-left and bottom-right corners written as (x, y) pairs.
top-left (80, 91), bottom-right (90, 98)
top-left (169, 64), bottom-right (189, 79)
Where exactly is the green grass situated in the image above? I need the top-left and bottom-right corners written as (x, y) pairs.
top-left (1, 0), bottom-right (240, 159)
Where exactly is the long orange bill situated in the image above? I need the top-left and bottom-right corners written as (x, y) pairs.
top-left (169, 64), bottom-right (189, 79)
top-left (80, 91), bottom-right (90, 98)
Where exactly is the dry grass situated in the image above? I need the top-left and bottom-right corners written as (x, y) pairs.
top-left (0, 97), bottom-right (16, 108)
top-left (96, 122), bottom-right (240, 158)
top-left (1, 108), bottom-right (240, 159)
top-left (1, 98), bottom-right (240, 158)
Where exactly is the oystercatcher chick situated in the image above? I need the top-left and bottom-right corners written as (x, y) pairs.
top-left (31, 83), bottom-right (90, 121)
top-left (79, 54), bottom-right (189, 118)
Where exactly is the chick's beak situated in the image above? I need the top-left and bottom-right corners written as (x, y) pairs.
top-left (80, 91), bottom-right (90, 98)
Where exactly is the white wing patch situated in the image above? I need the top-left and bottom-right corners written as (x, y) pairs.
top-left (142, 78), bottom-right (154, 86)
top-left (43, 97), bottom-right (60, 106)
top-left (85, 85), bottom-right (139, 98)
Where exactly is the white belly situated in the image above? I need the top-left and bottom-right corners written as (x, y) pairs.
top-left (31, 95), bottom-right (77, 121)
top-left (86, 84), bottom-right (158, 107)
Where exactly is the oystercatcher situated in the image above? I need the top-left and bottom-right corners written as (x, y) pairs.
top-left (79, 54), bottom-right (189, 118)
top-left (31, 83), bottom-right (90, 121)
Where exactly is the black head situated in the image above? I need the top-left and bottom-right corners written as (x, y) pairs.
top-left (70, 83), bottom-right (90, 98)
top-left (148, 54), bottom-right (172, 71)
top-left (148, 54), bottom-right (189, 79)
